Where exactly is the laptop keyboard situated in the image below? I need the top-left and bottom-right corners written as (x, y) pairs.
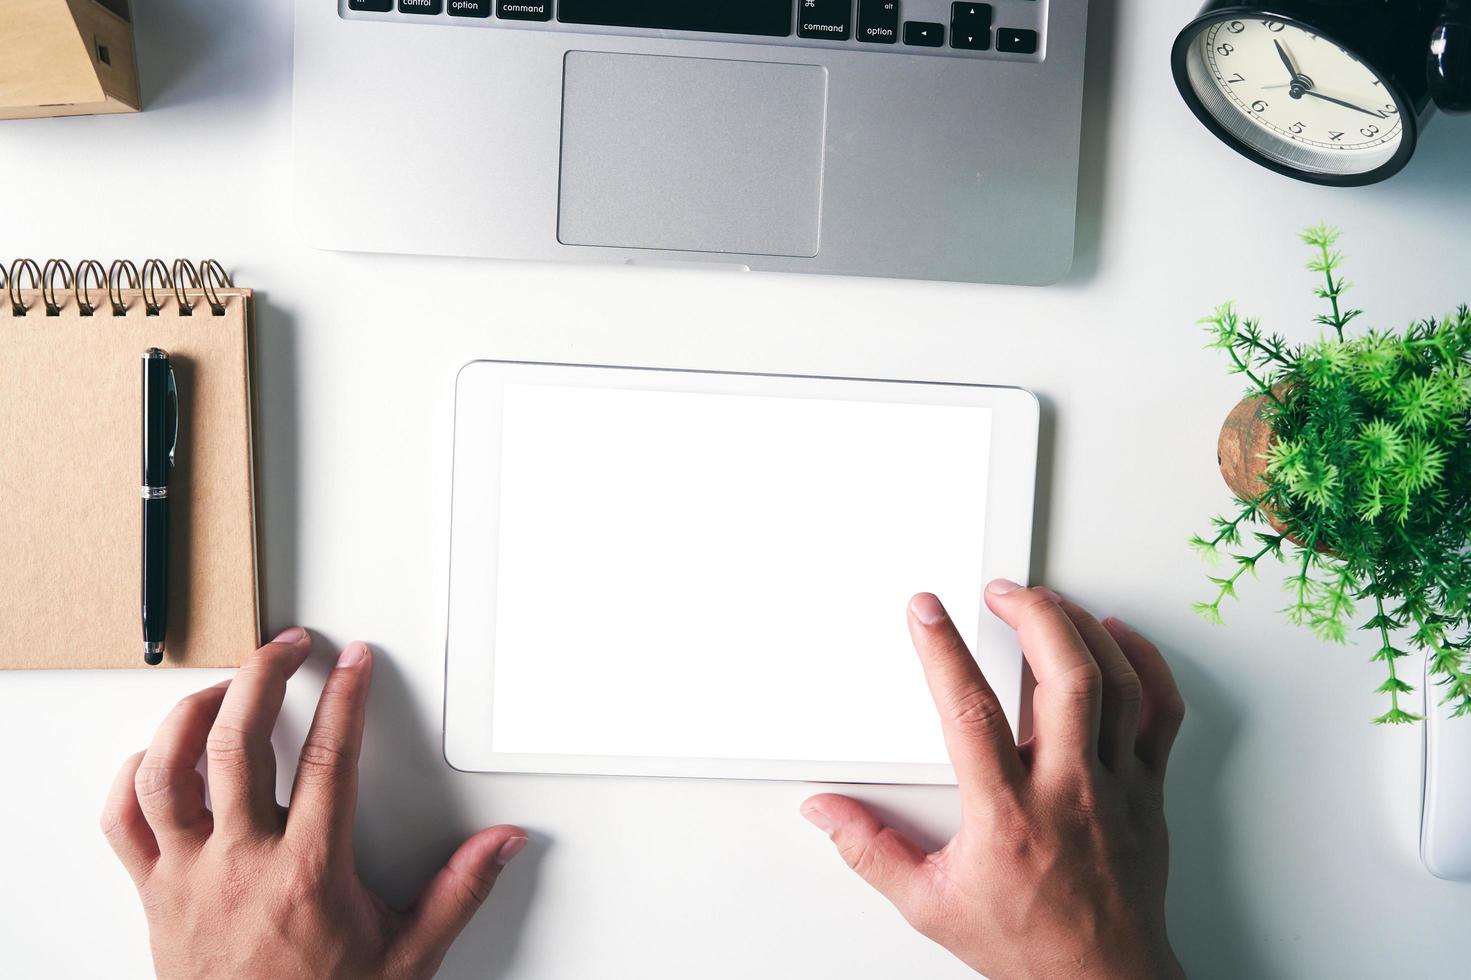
top-left (341, 1), bottom-right (1046, 60)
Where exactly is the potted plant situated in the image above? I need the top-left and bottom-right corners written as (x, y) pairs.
top-left (1192, 226), bottom-right (1471, 726)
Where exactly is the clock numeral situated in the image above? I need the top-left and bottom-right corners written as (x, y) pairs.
top-left (1261, 19), bottom-right (1285, 32)
top-left (1382, 103), bottom-right (1396, 115)
top-left (1361, 125), bottom-right (1380, 137)
top-left (1216, 42), bottom-right (1234, 56)
top-left (1251, 99), bottom-right (1268, 113)
top-left (1226, 20), bottom-right (1245, 33)
top-left (1329, 130), bottom-right (1345, 141)
top-left (1226, 72), bottom-right (1245, 84)
top-left (1289, 121), bottom-right (1305, 134)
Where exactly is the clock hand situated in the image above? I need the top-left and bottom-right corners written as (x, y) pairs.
top-left (1273, 39), bottom-right (1301, 82)
top-left (1302, 89), bottom-right (1392, 119)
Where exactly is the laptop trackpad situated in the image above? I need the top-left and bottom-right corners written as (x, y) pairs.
top-left (557, 52), bottom-right (827, 258)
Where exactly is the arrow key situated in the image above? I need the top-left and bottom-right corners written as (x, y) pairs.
top-left (951, 2), bottom-right (992, 30)
top-left (903, 21), bottom-right (945, 46)
top-left (951, 27), bottom-right (990, 50)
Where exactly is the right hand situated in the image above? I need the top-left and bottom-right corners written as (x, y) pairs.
top-left (801, 581), bottom-right (1187, 979)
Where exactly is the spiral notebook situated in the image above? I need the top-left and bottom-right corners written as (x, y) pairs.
top-left (0, 259), bottom-right (260, 669)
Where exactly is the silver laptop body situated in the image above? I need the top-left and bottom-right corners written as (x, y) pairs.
top-left (294, 1), bottom-right (1088, 285)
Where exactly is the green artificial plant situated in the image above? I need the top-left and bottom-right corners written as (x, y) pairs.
top-left (1192, 226), bottom-right (1471, 724)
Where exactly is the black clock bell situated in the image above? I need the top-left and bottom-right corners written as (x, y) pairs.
top-left (1173, 1), bottom-right (1471, 185)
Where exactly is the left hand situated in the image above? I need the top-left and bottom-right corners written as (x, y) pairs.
top-left (100, 629), bottom-right (528, 980)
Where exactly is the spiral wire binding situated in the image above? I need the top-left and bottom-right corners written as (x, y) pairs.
top-left (3, 259), bottom-right (235, 317)
top-left (8, 259), bottom-right (40, 316)
top-left (41, 259), bottom-right (72, 316)
top-left (75, 260), bottom-right (106, 317)
top-left (108, 259), bottom-right (140, 315)
top-left (172, 258), bottom-right (201, 316)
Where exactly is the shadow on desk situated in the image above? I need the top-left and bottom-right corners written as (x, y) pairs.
top-left (1162, 650), bottom-right (1279, 980)
top-left (1384, 120), bottom-right (1471, 207)
top-left (134, 0), bottom-right (293, 111)
top-left (253, 293), bottom-right (301, 638)
top-left (1065, 0), bottom-right (1119, 287)
top-left (355, 653), bottom-right (546, 980)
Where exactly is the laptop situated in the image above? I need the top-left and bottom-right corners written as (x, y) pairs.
top-left (293, 1), bottom-right (1089, 285)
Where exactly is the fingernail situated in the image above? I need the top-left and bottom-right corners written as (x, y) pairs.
top-left (1036, 586), bottom-right (1061, 602)
top-left (337, 642), bottom-right (371, 669)
top-left (987, 578), bottom-right (1022, 595)
top-left (1103, 616), bottom-right (1131, 633)
top-left (495, 836), bottom-right (529, 866)
top-left (211, 678), bottom-right (232, 690)
top-left (272, 626), bottom-right (309, 646)
top-left (801, 806), bottom-right (834, 835)
top-left (910, 593), bottom-right (947, 625)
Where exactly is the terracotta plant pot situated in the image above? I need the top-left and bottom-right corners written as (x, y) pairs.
top-left (1217, 392), bottom-right (1276, 505)
top-left (1216, 391), bottom-right (1328, 552)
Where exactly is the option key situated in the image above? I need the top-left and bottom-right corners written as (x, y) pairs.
top-left (858, 0), bottom-right (899, 44)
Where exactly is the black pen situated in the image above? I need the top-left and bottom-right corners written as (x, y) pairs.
top-left (141, 349), bottom-right (178, 666)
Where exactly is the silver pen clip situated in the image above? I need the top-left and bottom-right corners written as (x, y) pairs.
top-left (165, 364), bottom-right (179, 471)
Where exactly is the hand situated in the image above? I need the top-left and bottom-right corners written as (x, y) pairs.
top-left (801, 582), bottom-right (1186, 979)
top-left (1273, 38), bottom-right (1300, 83)
top-left (100, 629), bottom-right (528, 980)
top-left (1301, 89), bottom-right (1391, 120)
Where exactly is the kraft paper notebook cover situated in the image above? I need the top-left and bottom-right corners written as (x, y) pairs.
top-left (0, 258), bottom-right (260, 669)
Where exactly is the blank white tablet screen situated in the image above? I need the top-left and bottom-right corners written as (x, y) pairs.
top-left (489, 383), bottom-right (992, 766)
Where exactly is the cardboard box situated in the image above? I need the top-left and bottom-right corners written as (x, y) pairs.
top-left (0, 0), bottom-right (140, 120)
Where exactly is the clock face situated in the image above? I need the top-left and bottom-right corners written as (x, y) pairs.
top-left (1184, 17), bottom-right (1407, 178)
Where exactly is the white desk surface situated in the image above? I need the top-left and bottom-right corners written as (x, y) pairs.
top-left (3, 2), bottom-right (1468, 977)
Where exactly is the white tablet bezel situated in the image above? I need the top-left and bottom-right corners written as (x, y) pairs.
top-left (444, 360), bottom-right (1039, 784)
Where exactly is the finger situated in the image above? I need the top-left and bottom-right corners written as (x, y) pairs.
top-left (983, 580), bottom-right (1101, 764)
top-left (206, 627), bottom-right (313, 839)
top-left (395, 825), bottom-right (529, 977)
top-left (287, 642), bottom-right (373, 855)
top-left (1056, 597), bottom-right (1142, 771)
top-left (800, 794), bottom-right (934, 927)
top-left (100, 750), bottom-right (159, 881)
top-left (1104, 619), bottom-right (1186, 774)
top-left (907, 594), bottom-right (1023, 809)
top-left (134, 682), bottom-right (230, 849)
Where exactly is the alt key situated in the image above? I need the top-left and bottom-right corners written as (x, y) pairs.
top-left (449, 0), bottom-right (492, 15)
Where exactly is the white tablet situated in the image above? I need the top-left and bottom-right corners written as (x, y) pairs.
top-left (444, 361), bottom-right (1039, 784)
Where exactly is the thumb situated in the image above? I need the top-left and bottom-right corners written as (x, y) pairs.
top-left (394, 825), bottom-right (529, 976)
top-left (801, 794), bottom-right (932, 919)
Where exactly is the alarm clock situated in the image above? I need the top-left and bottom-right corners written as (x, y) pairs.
top-left (1173, 1), bottom-right (1471, 185)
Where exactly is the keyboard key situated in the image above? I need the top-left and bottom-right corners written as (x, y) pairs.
top-left (348, 0), bottom-right (393, 10)
top-left (450, 0), bottom-right (492, 16)
top-left (398, 0), bottom-right (443, 13)
top-left (858, 0), bottom-right (899, 43)
top-left (950, 2), bottom-right (990, 49)
top-left (499, 0), bottom-right (551, 19)
top-left (951, 2), bottom-right (991, 29)
top-left (798, 0), bottom-right (853, 41)
top-left (558, 0), bottom-right (792, 37)
top-left (996, 27), bottom-right (1038, 53)
top-left (951, 25), bottom-right (989, 49)
top-left (903, 21), bottom-right (943, 46)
